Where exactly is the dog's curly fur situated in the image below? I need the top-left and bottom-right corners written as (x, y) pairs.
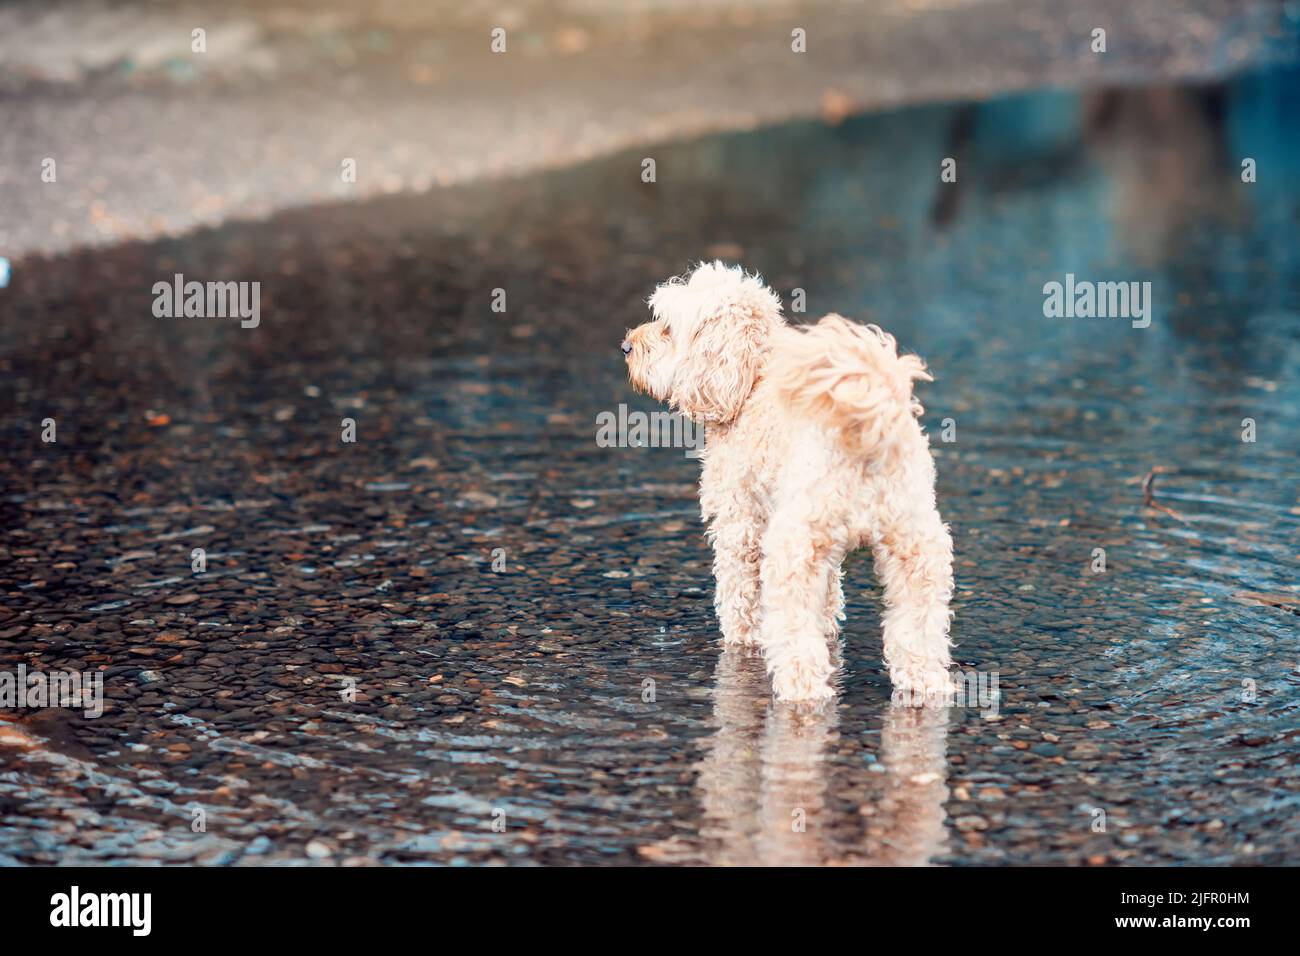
top-left (624, 262), bottom-right (954, 704)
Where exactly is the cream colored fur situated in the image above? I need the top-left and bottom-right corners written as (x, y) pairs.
top-left (624, 261), bottom-right (954, 704)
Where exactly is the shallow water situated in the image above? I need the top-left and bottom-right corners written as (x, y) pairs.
top-left (1, 66), bottom-right (1298, 865)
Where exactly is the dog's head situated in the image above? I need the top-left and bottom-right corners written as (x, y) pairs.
top-left (622, 261), bottom-right (784, 424)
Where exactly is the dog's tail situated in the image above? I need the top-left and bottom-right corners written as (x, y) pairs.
top-left (768, 315), bottom-right (931, 462)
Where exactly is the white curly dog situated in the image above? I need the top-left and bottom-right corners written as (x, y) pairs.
top-left (623, 262), bottom-right (954, 704)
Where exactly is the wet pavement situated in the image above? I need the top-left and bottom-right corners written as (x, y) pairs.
top-left (2, 63), bottom-right (1299, 866)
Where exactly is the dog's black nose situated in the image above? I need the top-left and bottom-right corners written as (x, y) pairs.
top-left (621, 340), bottom-right (632, 355)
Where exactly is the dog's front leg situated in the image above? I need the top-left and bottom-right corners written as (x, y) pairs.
top-left (824, 564), bottom-right (845, 639)
top-left (757, 513), bottom-right (835, 702)
top-left (872, 504), bottom-right (955, 706)
top-left (707, 509), bottom-right (764, 648)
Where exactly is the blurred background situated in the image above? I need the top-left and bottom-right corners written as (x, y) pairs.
top-left (3, 0), bottom-right (1298, 258)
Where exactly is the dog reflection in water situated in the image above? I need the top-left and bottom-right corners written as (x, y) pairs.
top-left (693, 648), bottom-right (950, 866)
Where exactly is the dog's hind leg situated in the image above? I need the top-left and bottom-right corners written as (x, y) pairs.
top-left (871, 500), bottom-right (955, 706)
top-left (757, 510), bottom-right (837, 701)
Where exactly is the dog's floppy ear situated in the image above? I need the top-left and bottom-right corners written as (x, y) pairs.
top-left (650, 262), bottom-right (783, 424)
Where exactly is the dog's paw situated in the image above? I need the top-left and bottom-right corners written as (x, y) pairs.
top-left (769, 659), bottom-right (835, 703)
top-left (890, 666), bottom-right (955, 707)
top-left (722, 631), bottom-right (761, 649)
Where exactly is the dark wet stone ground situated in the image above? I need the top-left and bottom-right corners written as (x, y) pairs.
top-left (2, 65), bottom-right (1299, 866)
